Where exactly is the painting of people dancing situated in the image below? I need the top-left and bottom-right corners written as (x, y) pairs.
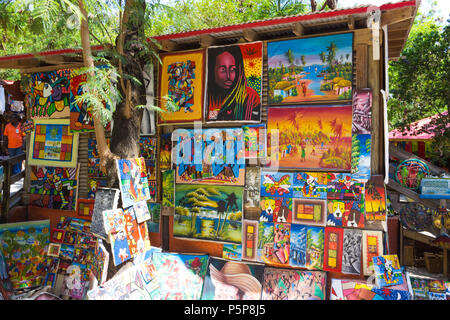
top-left (174, 184), bottom-right (243, 244)
top-left (267, 33), bottom-right (353, 104)
top-left (267, 105), bottom-right (352, 171)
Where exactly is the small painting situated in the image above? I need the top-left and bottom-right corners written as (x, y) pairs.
top-left (243, 167), bottom-right (261, 220)
top-left (351, 134), bottom-right (371, 181)
top-left (292, 172), bottom-right (328, 199)
top-left (257, 222), bottom-right (275, 264)
top-left (160, 133), bottom-right (173, 170)
top-left (260, 171), bottom-right (293, 198)
top-left (323, 227), bottom-right (343, 272)
top-left (260, 196), bottom-right (292, 223)
top-left (342, 228), bottom-right (362, 275)
top-left (162, 169), bottom-right (175, 208)
top-left (306, 226), bottom-right (324, 270)
top-left (292, 198), bottom-right (326, 226)
top-left (47, 243), bottom-right (62, 257)
top-left (372, 255), bottom-right (403, 288)
top-left (117, 158), bottom-right (151, 208)
top-left (290, 223), bottom-right (307, 268)
top-left (242, 220), bottom-right (258, 261)
top-left (222, 243), bottom-right (242, 261)
top-left (365, 175), bottom-right (387, 230)
top-left (243, 124), bottom-right (266, 160)
top-left (69, 68), bottom-right (94, 132)
top-left (146, 202), bottom-right (161, 233)
top-left (273, 223), bottom-right (290, 265)
top-left (133, 201), bottom-right (152, 224)
top-left (362, 230), bottom-right (383, 276)
top-left (352, 88), bottom-right (372, 134)
top-left (76, 199), bottom-right (94, 218)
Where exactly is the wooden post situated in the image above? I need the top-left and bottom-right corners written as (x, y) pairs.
top-left (440, 199), bottom-right (448, 277)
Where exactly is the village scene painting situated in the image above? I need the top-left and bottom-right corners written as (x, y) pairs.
top-left (173, 184), bottom-right (243, 244)
top-left (267, 33), bottom-right (353, 104)
top-left (267, 105), bottom-right (352, 171)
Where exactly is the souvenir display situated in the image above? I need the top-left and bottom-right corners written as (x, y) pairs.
top-left (117, 158), bottom-right (151, 208)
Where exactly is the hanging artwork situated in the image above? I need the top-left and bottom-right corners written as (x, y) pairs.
top-left (306, 226), bottom-right (324, 270)
top-left (160, 133), bottom-right (173, 170)
top-left (123, 207), bottom-right (151, 257)
top-left (243, 167), bottom-right (261, 220)
top-left (139, 137), bottom-right (157, 160)
top-left (28, 118), bottom-right (79, 167)
top-left (372, 255), bottom-right (404, 288)
top-left (242, 220), bottom-right (259, 261)
top-left (0, 220), bottom-right (50, 289)
top-left (173, 184), bottom-right (243, 244)
top-left (174, 128), bottom-right (245, 185)
top-left (104, 208), bottom-right (132, 266)
top-left (327, 173), bottom-right (364, 201)
top-left (222, 243), bottom-right (242, 261)
top-left (243, 124), bottom-right (266, 160)
top-left (201, 258), bottom-right (264, 300)
top-left (146, 202), bottom-right (161, 233)
top-left (162, 169), bottom-right (175, 208)
top-left (365, 175), bottom-right (387, 230)
top-left (76, 199), bottom-right (95, 218)
top-left (133, 201), bottom-right (152, 224)
top-left (323, 227), bottom-right (343, 272)
top-left (257, 222), bottom-right (275, 264)
top-left (292, 172), bottom-right (328, 199)
top-left (260, 196), bottom-right (292, 223)
top-left (117, 157), bottom-right (151, 208)
top-left (292, 198), bottom-right (326, 226)
top-left (260, 171), bottom-right (293, 198)
top-left (290, 224), bottom-right (307, 268)
top-left (362, 230), bottom-right (383, 276)
top-left (152, 252), bottom-right (209, 300)
top-left (69, 68), bottom-right (94, 132)
top-left (140, 63), bottom-right (156, 136)
top-left (266, 105), bottom-right (352, 171)
top-left (327, 199), bottom-right (364, 228)
top-left (87, 137), bottom-right (110, 179)
top-left (352, 88), bottom-right (372, 134)
top-left (261, 268), bottom-right (327, 300)
top-left (27, 69), bottom-right (71, 118)
top-left (341, 228), bottom-right (362, 275)
top-left (273, 223), bottom-right (291, 265)
top-left (90, 188), bottom-right (120, 240)
top-left (206, 42), bottom-right (262, 122)
top-left (351, 134), bottom-right (371, 181)
top-left (29, 165), bottom-right (79, 211)
top-left (267, 33), bottom-right (353, 104)
top-left (158, 49), bottom-right (205, 124)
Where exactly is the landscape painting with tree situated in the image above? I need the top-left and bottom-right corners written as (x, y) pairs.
top-left (174, 184), bottom-right (243, 244)
top-left (267, 105), bottom-right (352, 171)
top-left (267, 33), bottom-right (353, 104)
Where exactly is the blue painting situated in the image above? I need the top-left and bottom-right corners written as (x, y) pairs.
top-left (352, 134), bottom-right (371, 181)
top-left (290, 224), bottom-right (307, 268)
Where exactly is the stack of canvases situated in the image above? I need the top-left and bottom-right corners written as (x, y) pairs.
top-left (154, 32), bottom-right (408, 300)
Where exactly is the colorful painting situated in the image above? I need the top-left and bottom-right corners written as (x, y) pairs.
top-left (327, 173), bottom-right (364, 200)
top-left (266, 105), bottom-right (352, 170)
top-left (331, 279), bottom-right (410, 300)
top-left (123, 206), bottom-right (151, 257)
top-left (323, 227), bottom-right (343, 272)
top-left (289, 224), bottom-right (307, 268)
top-left (292, 198), bottom-right (326, 226)
top-left (146, 202), bottom-right (161, 233)
top-left (243, 124), bottom-right (266, 160)
top-left (327, 199), bottom-right (364, 228)
top-left (260, 196), bottom-right (292, 223)
top-left (158, 49), bottom-right (205, 124)
top-left (257, 222), bottom-right (275, 264)
top-left (261, 268), bottom-right (326, 300)
top-left (139, 137), bottom-right (157, 160)
top-left (27, 69), bottom-right (71, 118)
top-left (243, 167), bottom-right (261, 220)
top-left (87, 137), bottom-right (110, 179)
top-left (69, 68), bottom-right (94, 132)
top-left (407, 275), bottom-right (431, 300)
top-left (0, 220), bottom-right (50, 289)
top-left (174, 184), bottom-right (243, 244)
top-left (372, 255), bottom-right (403, 288)
top-left (117, 157), bottom-right (151, 208)
top-left (133, 201), bottom-right (151, 224)
top-left (107, 209), bottom-right (132, 266)
top-left (160, 133), bottom-right (173, 170)
top-left (162, 169), bottom-right (175, 208)
top-left (28, 118), bottom-right (79, 167)
top-left (152, 252), bottom-right (209, 300)
top-left (47, 243), bottom-right (61, 257)
top-left (362, 230), bottom-right (383, 276)
top-left (202, 258), bottom-right (264, 300)
top-left (292, 172), bottom-right (328, 199)
top-left (267, 33), bottom-right (353, 104)
top-left (341, 228), bottom-right (362, 275)
top-left (365, 175), bottom-right (387, 230)
top-left (174, 128), bottom-right (245, 185)
top-left (242, 220), bottom-right (258, 261)
top-left (29, 165), bottom-right (79, 211)
top-left (351, 134), bottom-right (371, 181)
top-left (306, 226), bottom-right (324, 270)
top-left (222, 243), bottom-right (242, 261)
top-left (260, 171), bottom-right (293, 198)
top-left (273, 223), bottom-right (290, 265)
top-left (206, 42), bottom-right (262, 122)
top-left (76, 199), bottom-right (94, 218)
top-left (352, 88), bottom-right (372, 134)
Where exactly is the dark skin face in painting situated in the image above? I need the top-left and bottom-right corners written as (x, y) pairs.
top-left (214, 51), bottom-right (237, 90)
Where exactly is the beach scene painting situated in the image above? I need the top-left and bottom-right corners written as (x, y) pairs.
top-left (267, 33), bottom-right (353, 104)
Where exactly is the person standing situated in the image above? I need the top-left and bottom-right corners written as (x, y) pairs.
top-left (3, 113), bottom-right (25, 174)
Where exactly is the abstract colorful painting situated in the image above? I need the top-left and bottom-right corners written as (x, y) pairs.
top-left (28, 118), bottom-right (79, 167)
top-left (87, 137), bottom-right (110, 179)
top-left (261, 268), bottom-right (326, 300)
top-left (160, 133), bottom-right (173, 170)
top-left (202, 258), bottom-right (264, 300)
top-left (306, 226), bottom-right (324, 270)
top-left (290, 224), bottom-right (307, 268)
top-left (365, 175), bottom-right (387, 230)
top-left (266, 105), bottom-right (352, 171)
top-left (273, 223), bottom-right (290, 265)
top-left (260, 196), bottom-right (292, 223)
top-left (362, 230), bottom-right (383, 276)
top-left (327, 199), bottom-right (364, 228)
top-left (352, 88), bottom-right (372, 134)
top-left (76, 199), bottom-right (94, 218)
top-left (69, 68), bottom-right (94, 132)
top-left (152, 252), bottom-right (209, 300)
top-left (342, 228), bottom-right (362, 275)
top-left (174, 128), bottom-right (245, 185)
top-left (372, 255), bottom-right (403, 288)
top-left (292, 172), bottom-right (328, 199)
top-left (174, 184), bottom-right (243, 244)
top-left (242, 220), bottom-right (258, 261)
top-left (260, 171), bottom-right (293, 198)
top-left (27, 69), bottom-right (71, 118)
top-left (206, 42), bottom-right (262, 122)
top-left (117, 157), bottom-right (151, 208)
top-left (139, 137), bottom-right (157, 160)
top-left (327, 173), bottom-right (364, 200)
top-left (292, 198), bottom-right (326, 226)
top-left (351, 134), bottom-right (371, 181)
top-left (29, 165), bottom-right (79, 211)
top-left (267, 33), bottom-right (353, 104)
top-left (0, 220), bottom-right (50, 289)
top-left (243, 167), bottom-right (261, 220)
top-left (323, 227), bottom-right (343, 272)
top-left (158, 49), bottom-right (205, 124)
top-left (123, 206), bottom-right (151, 257)
top-left (243, 124), bottom-right (266, 160)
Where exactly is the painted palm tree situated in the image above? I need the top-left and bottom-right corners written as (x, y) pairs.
top-left (326, 42), bottom-right (337, 68)
top-left (319, 51), bottom-right (327, 64)
top-left (285, 49), bottom-right (295, 74)
top-left (301, 55), bottom-right (306, 67)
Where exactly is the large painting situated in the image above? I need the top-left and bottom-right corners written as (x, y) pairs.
top-left (174, 128), bottom-right (245, 185)
top-left (206, 42), bottom-right (262, 122)
top-left (158, 49), bottom-right (205, 124)
top-left (69, 68), bottom-right (94, 132)
top-left (174, 184), bottom-right (243, 244)
top-left (28, 118), bottom-right (79, 167)
top-left (266, 105), bottom-right (352, 171)
top-left (267, 33), bottom-right (353, 104)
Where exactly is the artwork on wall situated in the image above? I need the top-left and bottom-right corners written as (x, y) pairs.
top-left (0, 220), bottom-right (50, 289)
top-left (140, 63), bottom-right (157, 136)
top-left (323, 227), bottom-right (343, 272)
top-left (117, 158), bottom-right (151, 208)
top-left (266, 105), bottom-right (352, 171)
top-left (352, 88), bottom-right (372, 134)
top-left (289, 224), bottom-right (307, 268)
top-left (260, 196), bottom-right (292, 223)
top-left (341, 228), bottom-right (362, 275)
top-left (205, 42), bottom-right (262, 122)
top-left (174, 128), bottom-right (245, 185)
top-left (261, 268), bottom-right (327, 300)
top-left (133, 201), bottom-right (152, 224)
top-left (201, 258), bottom-right (264, 300)
top-left (292, 198), bottom-right (326, 226)
top-left (243, 124), bottom-right (266, 160)
top-left (90, 188), bottom-right (120, 240)
top-left (364, 175), bottom-right (387, 230)
top-left (243, 167), bottom-right (261, 220)
top-left (273, 223), bottom-right (291, 265)
top-left (69, 68), bottom-right (94, 132)
top-left (222, 243), bottom-right (242, 261)
top-left (327, 173), bottom-right (364, 200)
top-left (87, 137), bottom-right (110, 180)
top-left (260, 171), bottom-right (293, 198)
top-left (174, 184), bottom-right (243, 244)
top-left (160, 133), bottom-right (173, 170)
top-left (28, 118), bottom-right (79, 167)
top-left (76, 199), bottom-right (95, 218)
top-left (267, 33), bottom-right (353, 104)
top-left (362, 230), bottom-right (383, 276)
top-left (162, 169), bottom-right (175, 208)
top-left (158, 49), bottom-right (205, 124)
top-left (327, 199), bottom-right (364, 228)
top-left (29, 165), bottom-right (79, 211)
top-left (292, 172), bottom-right (328, 199)
top-left (139, 137), bottom-right (157, 160)
top-left (27, 69), bottom-right (71, 118)
top-left (257, 222), bottom-right (275, 264)
top-left (306, 226), bottom-right (324, 270)
top-left (242, 220), bottom-right (259, 261)
top-left (372, 255), bottom-right (403, 288)
top-left (351, 134), bottom-right (371, 181)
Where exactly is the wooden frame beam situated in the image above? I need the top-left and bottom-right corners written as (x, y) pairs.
top-left (381, 6), bottom-right (415, 26)
top-left (159, 39), bottom-right (178, 52)
top-left (242, 28), bottom-right (259, 42)
top-left (292, 22), bottom-right (305, 37)
top-left (200, 34), bottom-right (216, 47)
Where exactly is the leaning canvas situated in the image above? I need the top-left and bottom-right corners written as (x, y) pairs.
top-left (116, 158), bottom-right (151, 208)
top-left (90, 188), bottom-right (120, 240)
